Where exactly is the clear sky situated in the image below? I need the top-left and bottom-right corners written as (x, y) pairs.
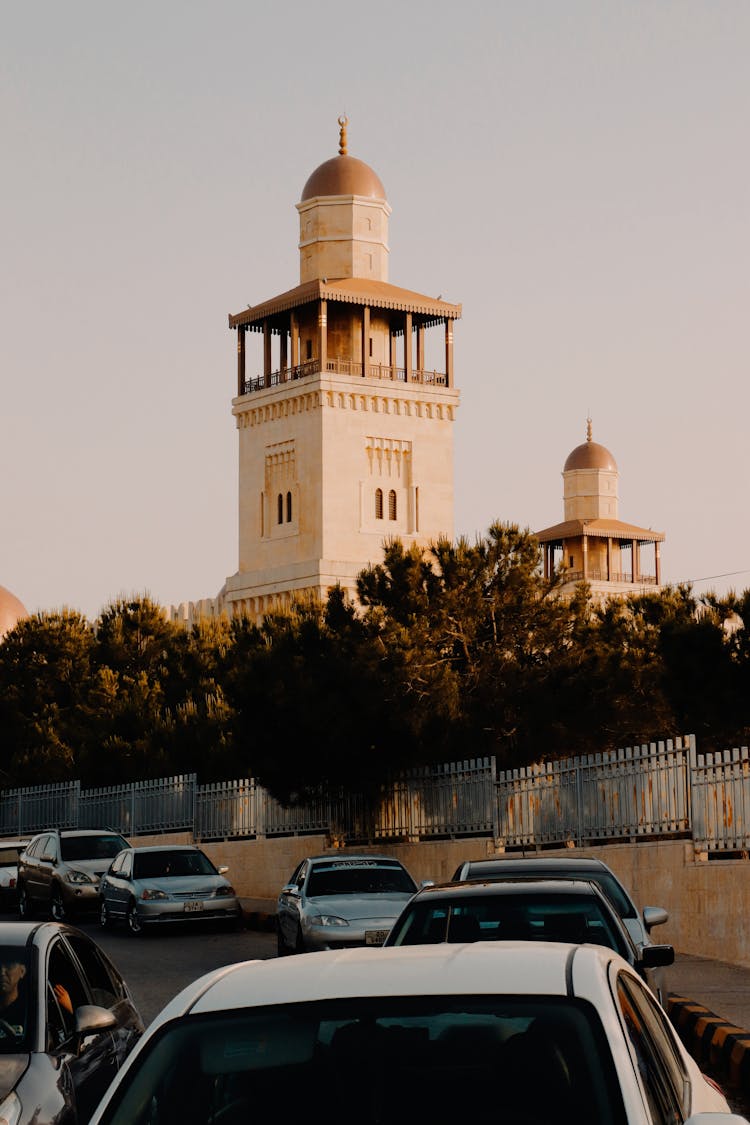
top-left (2, 1), bottom-right (748, 621)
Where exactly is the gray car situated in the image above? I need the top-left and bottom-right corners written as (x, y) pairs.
top-left (18, 830), bottom-right (130, 922)
top-left (276, 853), bottom-right (418, 954)
top-left (99, 846), bottom-right (241, 935)
top-left (451, 855), bottom-right (671, 1001)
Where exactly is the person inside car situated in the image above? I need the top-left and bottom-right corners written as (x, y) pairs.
top-left (0, 958), bottom-right (27, 1038)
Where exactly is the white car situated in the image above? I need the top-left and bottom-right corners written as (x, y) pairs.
top-left (88, 942), bottom-right (747, 1125)
top-left (0, 839), bottom-right (29, 905)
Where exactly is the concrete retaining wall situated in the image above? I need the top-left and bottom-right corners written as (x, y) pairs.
top-left (126, 832), bottom-right (750, 967)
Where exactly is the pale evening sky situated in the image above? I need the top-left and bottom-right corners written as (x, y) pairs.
top-left (1, 1), bottom-right (748, 621)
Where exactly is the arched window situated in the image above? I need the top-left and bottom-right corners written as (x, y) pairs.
top-left (277, 494), bottom-right (283, 524)
top-left (388, 490), bottom-right (397, 520)
top-left (375, 488), bottom-right (383, 520)
top-left (286, 491), bottom-right (292, 522)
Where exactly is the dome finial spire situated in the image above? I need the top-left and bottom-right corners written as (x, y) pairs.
top-left (338, 115), bottom-right (348, 156)
top-left (586, 415), bottom-right (593, 442)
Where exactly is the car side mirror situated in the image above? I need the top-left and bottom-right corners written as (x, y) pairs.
top-left (75, 1004), bottom-right (117, 1049)
top-left (281, 883), bottom-right (300, 896)
top-left (643, 906), bottom-right (669, 931)
top-left (218, 866), bottom-right (229, 876)
top-left (420, 880), bottom-right (434, 888)
top-left (640, 944), bottom-right (675, 969)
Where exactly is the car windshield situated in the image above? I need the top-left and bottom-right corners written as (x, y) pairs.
top-left (98, 996), bottom-right (627, 1125)
top-left (389, 892), bottom-right (630, 956)
top-left (0, 945), bottom-right (31, 1053)
top-left (134, 851), bottom-right (217, 879)
top-left (306, 862), bottom-right (416, 897)
top-left (61, 834), bottom-right (128, 861)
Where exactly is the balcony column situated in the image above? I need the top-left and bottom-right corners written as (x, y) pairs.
top-left (236, 327), bottom-right (246, 397)
top-left (290, 311), bottom-right (299, 369)
top-left (279, 325), bottom-right (288, 378)
top-left (631, 538), bottom-right (637, 582)
top-left (404, 312), bottom-right (413, 381)
top-left (318, 299), bottom-right (328, 371)
top-left (445, 318), bottom-right (454, 387)
top-left (362, 305), bottom-right (370, 377)
top-left (263, 320), bottom-right (271, 388)
top-left (655, 541), bottom-right (661, 585)
top-left (582, 534), bottom-right (588, 580)
top-left (606, 537), bottom-right (612, 581)
top-left (416, 322), bottom-right (425, 377)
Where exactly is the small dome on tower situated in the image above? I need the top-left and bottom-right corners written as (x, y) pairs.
top-left (0, 584), bottom-right (27, 639)
top-left (300, 116), bottom-right (386, 202)
top-left (564, 419), bottom-right (618, 472)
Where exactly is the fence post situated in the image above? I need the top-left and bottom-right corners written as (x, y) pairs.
top-left (687, 732), bottom-right (697, 838)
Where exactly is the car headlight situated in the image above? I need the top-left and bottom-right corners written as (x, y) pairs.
top-left (65, 870), bottom-right (95, 885)
top-left (0, 1090), bottom-right (21, 1125)
top-left (215, 885), bottom-right (236, 897)
top-left (140, 889), bottom-right (169, 901)
top-left (308, 914), bottom-right (349, 927)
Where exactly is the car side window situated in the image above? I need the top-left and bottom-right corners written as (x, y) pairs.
top-left (616, 973), bottom-right (685, 1124)
top-left (65, 934), bottom-right (123, 1008)
top-left (44, 836), bottom-right (59, 862)
top-left (296, 862), bottom-right (308, 889)
top-left (47, 940), bottom-right (89, 1049)
top-left (28, 836), bottom-right (47, 859)
top-left (121, 852), bottom-right (133, 878)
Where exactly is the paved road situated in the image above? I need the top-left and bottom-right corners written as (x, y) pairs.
top-left (81, 917), bottom-right (277, 1026)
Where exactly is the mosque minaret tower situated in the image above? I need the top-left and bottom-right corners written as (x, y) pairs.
top-left (222, 119), bottom-right (461, 619)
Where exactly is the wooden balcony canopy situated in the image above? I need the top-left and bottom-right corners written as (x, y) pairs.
top-left (229, 278), bottom-right (461, 334)
top-left (535, 518), bottom-right (665, 545)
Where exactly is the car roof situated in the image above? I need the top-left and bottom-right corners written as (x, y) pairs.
top-left (304, 854), bottom-right (406, 864)
top-left (152, 941), bottom-right (624, 1025)
top-left (414, 878), bottom-right (607, 900)
top-left (462, 856), bottom-right (608, 872)
top-left (128, 845), bottom-right (201, 854)
top-left (30, 828), bottom-right (124, 838)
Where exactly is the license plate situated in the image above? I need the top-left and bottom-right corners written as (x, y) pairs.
top-left (365, 929), bottom-right (389, 946)
top-left (184, 901), bottom-right (203, 913)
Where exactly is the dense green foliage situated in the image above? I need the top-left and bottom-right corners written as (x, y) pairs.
top-left (1, 526), bottom-right (748, 800)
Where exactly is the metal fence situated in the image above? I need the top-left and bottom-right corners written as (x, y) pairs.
top-left (1, 735), bottom-right (748, 852)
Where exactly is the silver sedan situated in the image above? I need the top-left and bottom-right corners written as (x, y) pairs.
top-left (99, 846), bottom-right (241, 935)
top-left (277, 853), bottom-right (419, 954)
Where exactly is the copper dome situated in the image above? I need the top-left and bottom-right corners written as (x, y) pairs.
top-left (564, 440), bottom-right (618, 473)
top-left (0, 584), bottom-right (27, 638)
top-left (301, 154), bottom-right (386, 202)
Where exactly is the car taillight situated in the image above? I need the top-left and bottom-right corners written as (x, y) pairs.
top-left (9, 878), bottom-right (15, 889)
top-left (702, 1072), bottom-right (726, 1097)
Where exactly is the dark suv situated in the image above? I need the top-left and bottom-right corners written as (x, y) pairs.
top-left (17, 828), bottom-right (129, 921)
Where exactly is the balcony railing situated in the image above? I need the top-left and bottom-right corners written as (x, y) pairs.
top-left (242, 358), bottom-right (448, 395)
top-left (562, 569), bottom-right (658, 585)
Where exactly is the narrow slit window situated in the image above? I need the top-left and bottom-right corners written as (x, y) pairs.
top-left (277, 494), bottom-right (283, 525)
top-left (375, 488), bottom-right (383, 520)
top-left (286, 491), bottom-right (292, 522)
top-left (388, 490), bottom-right (397, 520)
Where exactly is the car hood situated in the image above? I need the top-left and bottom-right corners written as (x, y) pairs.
top-left (304, 892), bottom-right (413, 922)
top-left (67, 859), bottom-right (111, 879)
top-left (0, 1055), bottom-right (29, 1100)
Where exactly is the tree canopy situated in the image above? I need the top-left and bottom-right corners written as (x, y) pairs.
top-left (0, 528), bottom-right (747, 800)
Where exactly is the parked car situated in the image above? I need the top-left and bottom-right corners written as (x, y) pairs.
top-left (450, 855), bottom-right (669, 952)
top-left (18, 829), bottom-right (130, 922)
top-left (384, 878), bottom-right (674, 989)
top-left (0, 919), bottom-right (144, 1125)
top-left (88, 942), bottom-right (745, 1125)
top-left (0, 839), bottom-right (30, 906)
top-left (99, 845), bottom-right (241, 935)
top-left (276, 853), bottom-right (418, 954)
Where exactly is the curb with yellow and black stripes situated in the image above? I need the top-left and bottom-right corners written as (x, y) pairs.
top-left (668, 993), bottom-right (750, 1094)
